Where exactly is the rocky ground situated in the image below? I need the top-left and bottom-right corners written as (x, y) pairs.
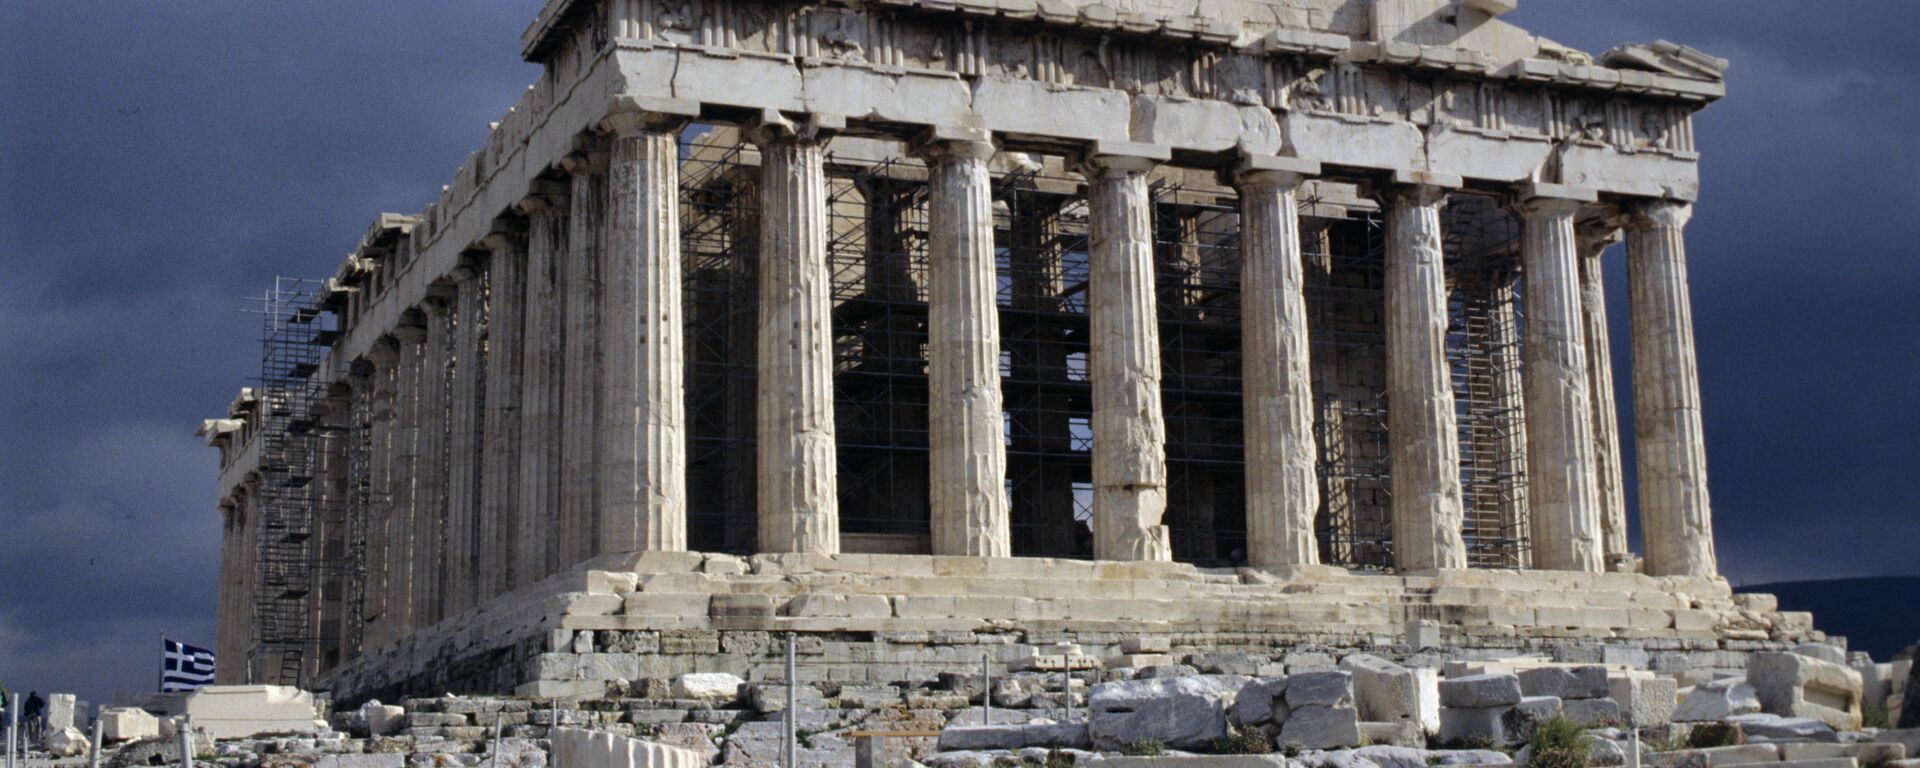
top-left (9, 642), bottom-right (1916, 768)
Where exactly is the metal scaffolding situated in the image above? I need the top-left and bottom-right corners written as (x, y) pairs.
top-left (249, 276), bottom-right (340, 685)
top-left (672, 133), bottom-right (1535, 568)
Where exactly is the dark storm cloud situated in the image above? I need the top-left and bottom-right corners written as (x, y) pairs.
top-left (2, 1), bottom-right (1913, 702)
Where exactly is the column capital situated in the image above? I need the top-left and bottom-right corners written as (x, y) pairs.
top-left (1628, 198), bottom-right (1694, 230)
top-left (1576, 217), bottom-right (1626, 256)
top-left (448, 250), bottom-right (488, 283)
top-left (1230, 153), bottom-right (1320, 191)
top-left (908, 125), bottom-right (995, 163)
top-left (1512, 182), bottom-right (1597, 219)
top-left (368, 335), bottom-right (401, 364)
top-left (745, 109), bottom-right (843, 147)
top-left (561, 148), bottom-right (610, 176)
top-left (480, 219), bottom-right (527, 255)
top-left (1071, 140), bottom-right (1170, 179)
top-left (515, 179), bottom-right (572, 216)
top-left (393, 315), bottom-right (428, 344)
top-left (1378, 170), bottom-right (1462, 207)
top-left (599, 95), bottom-right (698, 138)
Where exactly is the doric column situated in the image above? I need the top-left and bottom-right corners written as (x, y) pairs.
top-left (1233, 155), bottom-right (1322, 568)
top-left (750, 114), bottom-right (841, 555)
top-left (1515, 184), bottom-right (1604, 572)
top-left (1626, 200), bottom-right (1717, 577)
top-left (214, 499), bottom-right (243, 683)
top-left (443, 263), bottom-right (485, 615)
top-left (1576, 223), bottom-right (1632, 569)
top-left (413, 295), bottom-right (452, 625)
top-left (1381, 176), bottom-right (1468, 571)
top-left (560, 145), bottom-right (608, 565)
top-left (388, 317), bottom-right (425, 638)
top-left (915, 130), bottom-right (1010, 557)
top-left (1079, 144), bottom-right (1172, 562)
top-left (599, 99), bottom-right (696, 553)
top-left (362, 340), bottom-right (397, 647)
top-left (516, 184), bottom-right (569, 585)
top-left (479, 224), bottom-right (527, 597)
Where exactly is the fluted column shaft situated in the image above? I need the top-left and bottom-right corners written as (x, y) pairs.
top-left (360, 344), bottom-right (393, 647)
top-left (388, 322), bottom-right (425, 638)
top-left (517, 193), bottom-right (568, 584)
top-left (1082, 151), bottom-right (1171, 562)
top-left (1627, 201), bottom-right (1717, 577)
top-left (1576, 227), bottom-right (1631, 567)
top-left (751, 124), bottom-right (839, 554)
top-left (444, 271), bottom-right (485, 615)
top-left (1234, 158), bottom-right (1321, 568)
top-left (919, 135), bottom-right (1010, 557)
top-left (1516, 188), bottom-right (1604, 571)
top-left (479, 233), bottom-right (526, 597)
top-left (414, 301), bottom-right (451, 624)
top-left (1383, 183), bottom-right (1467, 571)
top-left (561, 150), bottom-right (607, 565)
top-left (601, 111), bottom-right (689, 553)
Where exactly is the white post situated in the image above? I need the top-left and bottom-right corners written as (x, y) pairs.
top-left (88, 718), bottom-right (101, 768)
top-left (490, 712), bottom-right (502, 768)
top-left (7, 699), bottom-right (17, 768)
top-left (180, 716), bottom-right (195, 768)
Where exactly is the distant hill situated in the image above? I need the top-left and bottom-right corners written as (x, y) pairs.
top-left (1739, 576), bottom-right (1920, 661)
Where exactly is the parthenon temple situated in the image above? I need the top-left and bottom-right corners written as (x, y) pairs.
top-left (201, 0), bottom-right (1810, 700)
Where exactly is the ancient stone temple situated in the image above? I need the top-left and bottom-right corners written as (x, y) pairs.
top-left (200, 0), bottom-right (1814, 700)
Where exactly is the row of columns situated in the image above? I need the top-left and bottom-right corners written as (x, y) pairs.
top-left (348, 110), bottom-right (1720, 652)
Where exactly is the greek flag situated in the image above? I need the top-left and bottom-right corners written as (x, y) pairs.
top-left (161, 639), bottom-right (216, 692)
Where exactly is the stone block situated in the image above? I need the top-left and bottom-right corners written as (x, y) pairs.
top-left (315, 756), bottom-right (408, 768)
top-left (1187, 653), bottom-right (1264, 676)
top-left (938, 721), bottom-right (1090, 751)
top-left (45, 727), bottom-right (89, 758)
top-left (1285, 652), bottom-right (1338, 672)
top-left (1875, 731), bottom-right (1920, 762)
top-left (1606, 646), bottom-right (1653, 669)
top-left (1343, 655), bottom-right (1420, 724)
top-left (1123, 637), bottom-right (1171, 654)
top-left (184, 685), bottom-right (322, 739)
top-left (1609, 674), bottom-right (1679, 726)
top-left (1359, 720), bottom-right (1427, 748)
top-left (1231, 677), bottom-right (1289, 727)
top-left (1439, 705), bottom-right (1513, 747)
top-left (1649, 745), bottom-right (1782, 768)
top-left (100, 707), bottom-right (160, 742)
top-left (785, 594), bottom-right (891, 619)
top-left (670, 672), bottom-right (745, 703)
top-left (1791, 644), bottom-right (1848, 666)
top-left (1674, 678), bottom-right (1762, 722)
top-left (1726, 713), bottom-right (1839, 743)
top-left (1502, 697), bottom-right (1562, 741)
top-left (1778, 743), bottom-right (1907, 764)
top-left (45, 693), bottom-right (76, 730)
top-left (1719, 760), bottom-right (1854, 768)
top-left (1413, 668), bottom-right (1442, 735)
top-left (1287, 670), bottom-right (1354, 709)
top-left (1562, 697), bottom-right (1625, 727)
top-left (1747, 652), bottom-right (1863, 731)
top-left (744, 683), bottom-right (825, 714)
top-left (1854, 661), bottom-right (1891, 711)
top-left (1520, 666), bottom-right (1611, 700)
top-left (1088, 676), bottom-right (1242, 751)
top-left (1279, 705), bottom-right (1362, 751)
top-left (1441, 674), bottom-right (1524, 708)
top-left (1406, 618), bottom-right (1442, 650)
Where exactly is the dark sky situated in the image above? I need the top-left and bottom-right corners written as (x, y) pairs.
top-left (3, 1), bottom-right (1915, 706)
